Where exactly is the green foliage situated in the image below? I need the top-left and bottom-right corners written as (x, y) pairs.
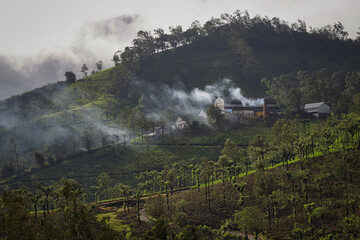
top-left (206, 105), bottom-right (224, 130)
top-left (0, 180), bottom-right (121, 239)
top-left (264, 69), bottom-right (360, 115)
top-left (173, 211), bottom-right (189, 229)
top-left (64, 71), bottom-right (76, 84)
top-left (254, 171), bottom-right (278, 198)
top-left (144, 218), bottom-right (169, 240)
top-left (341, 214), bottom-right (360, 239)
top-left (232, 206), bottom-right (266, 238)
top-left (144, 194), bottom-right (166, 220)
top-left (177, 225), bottom-right (199, 240)
top-left (80, 63), bottom-right (88, 77)
top-left (97, 172), bottom-right (112, 200)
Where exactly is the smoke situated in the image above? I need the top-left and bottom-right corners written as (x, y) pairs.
top-left (139, 78), bottom-right (264, 123)
top-left (229, 88), bottom-right (264, 106)
top-left (0, 14), bottom-right (143, 100)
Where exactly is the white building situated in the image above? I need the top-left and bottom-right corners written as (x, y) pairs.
top-left (304, 102), bottom-right (331, 117)
top-left (214, 96), bottom-right (225, 111)
top-left (175, 117), bottom-right (187, 129)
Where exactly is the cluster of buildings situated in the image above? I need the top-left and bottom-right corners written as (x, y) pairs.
top-left (213, 96), bottom-right (281, 120)
top-left (147, 96), bottom-right (332, 137)
top-left (147, 117), bottom-right (188, 136)
top-left (213, 96), bottom-right (331, 119)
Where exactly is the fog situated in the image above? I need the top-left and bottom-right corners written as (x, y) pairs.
top-left (0, 14), bottom-right (143, 100)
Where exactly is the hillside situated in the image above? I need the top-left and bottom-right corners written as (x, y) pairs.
top-left (1, 108), bottom-right (360, 239)
top-left (0, 11), bottom-right (360, 201)
top-left (0, 125), bottom-right (272, 199)
top-left (1, 14), bottom-right (360, 164)
top-left (117, 150), bottom-right (360, 239)
top-left (92, 114), bottom-right (360, 239)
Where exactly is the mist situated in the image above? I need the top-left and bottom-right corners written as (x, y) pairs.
top-left (0, 14), bottom-right (143, 101)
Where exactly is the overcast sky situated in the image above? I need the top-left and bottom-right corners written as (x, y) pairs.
top-left (0, 0), bottom-right (359, 100)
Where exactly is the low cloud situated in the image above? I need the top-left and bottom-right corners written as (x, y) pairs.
top-left (0, 14), bottom-right (142, 100)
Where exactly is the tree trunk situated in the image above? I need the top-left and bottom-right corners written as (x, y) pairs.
top-left (137, 198), bottom-right (141, 224)
top-left (267, 201), bottom-right (272, 230)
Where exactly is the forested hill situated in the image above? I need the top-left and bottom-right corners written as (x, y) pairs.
top-left (0, 11), bottom-right (360, 166)
top-left (137, 16), bottom-right (360, 96)
top-left (2, 11), bottom-right (360, 118)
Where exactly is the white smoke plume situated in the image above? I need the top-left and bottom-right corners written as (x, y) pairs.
top-left (229, 88), bottom-right (264, 106)
top-left (141, 78), bottom-right (264, 122)
top-left (166, 78), bottom-right (263, 107)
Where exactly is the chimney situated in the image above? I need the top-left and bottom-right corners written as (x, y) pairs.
top-left (263, 98), bottom-right (267, 117)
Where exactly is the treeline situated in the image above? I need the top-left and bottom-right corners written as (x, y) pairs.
top-left (115, 10), bottom-right (359, 72)
top-left (263, 69), bottom-right (360, 114)
top-left (0, 178), bottom-right (122, 239)
top-left (110, 10), bottom-right (360, 101)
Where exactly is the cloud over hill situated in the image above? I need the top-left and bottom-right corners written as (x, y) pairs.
top-left (0, 14), bottom-right (143, 100)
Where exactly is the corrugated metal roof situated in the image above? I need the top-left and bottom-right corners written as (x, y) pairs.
top-left (304, 102), bottom-right (325, 109)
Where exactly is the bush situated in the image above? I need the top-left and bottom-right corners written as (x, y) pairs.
top-left (144, 194), bottom-right (166, 220)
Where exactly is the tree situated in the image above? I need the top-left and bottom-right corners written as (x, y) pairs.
top-left (270, 189), bottom-right (287, 230)
top-left (254, 171), bottom-right (279, 230)
top-left (115, 184), bottom-right (132, 215)
top-left (98, 130), bottom-right (109, 148)
top-left (96, 60), bottom-right (103, 72)
top-left (81, 63), bottom-right (88, 77)
top-left (169, 25), bottom-right (184, 48)
top-left (37, 184), bottom-right (54, 215)
top-left (112, 51), bottom-right (121, 66)
top-left (144, 194), bottom-right (166, 220)
top-left (29, 191), bottom-right (40, 219)
top-left (97, 172), bottom-right (112, 199)
top-left (287, 193), bottom-right (301, 222)
top-left (162, 165), bottom-right (177, 195)
top-left (206, 105), bottom-right (224, 130)
top-left (0, 190), bottom-right (35, 239)
top-left (134, 185), bottom-right (143, 223)
top-left (82, 130), bottom-right (94, 151)
top-left (273, 119), bottom-right (299, 170)
top-left (132, 30), bottom-right (156, 59)
top-left (342, 214), bottom-right (360, 239)
top-left (64, 71), bottom-right (76, 83)
top-left (144, 218), bottom-right (169, 240)
top-left (304, 202), bottom-right (316, 238)
top-left (7, 138), bottom-right (19, 169)
top-left (221, 138), bottom-right (240, 163)
top-left (262, 74), bottom-right (302, 111)
top-left (112, 134), bottom-right (119, 145)
top-left (34, 152), bottom-right (45, 168)
top-left (200, 157), bottom-right (214, 210)
top-left (295, 169), bottom-right (311, 203)
top-left (233, 206), bottom-right (266, 240)
top-left (217, 155), bottom-right (231, 205)
top-left (122, 133), bottom-right (127, 146)
top-left (154, 28), bottom-right (168, 51)
top-left (233, 182), bottom-right (247, 207)
top-left (247, 134), bottom-right (268, 171)
top-left (1, 164), bottom-right (15, 179)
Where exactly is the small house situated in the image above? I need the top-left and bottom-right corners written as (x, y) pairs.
top-left (214, 96), bottom-right (225, 111)
top-left (304, 102), bottom-right (331, 118)
top-left (175, 117), bottom-right (187, 130)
